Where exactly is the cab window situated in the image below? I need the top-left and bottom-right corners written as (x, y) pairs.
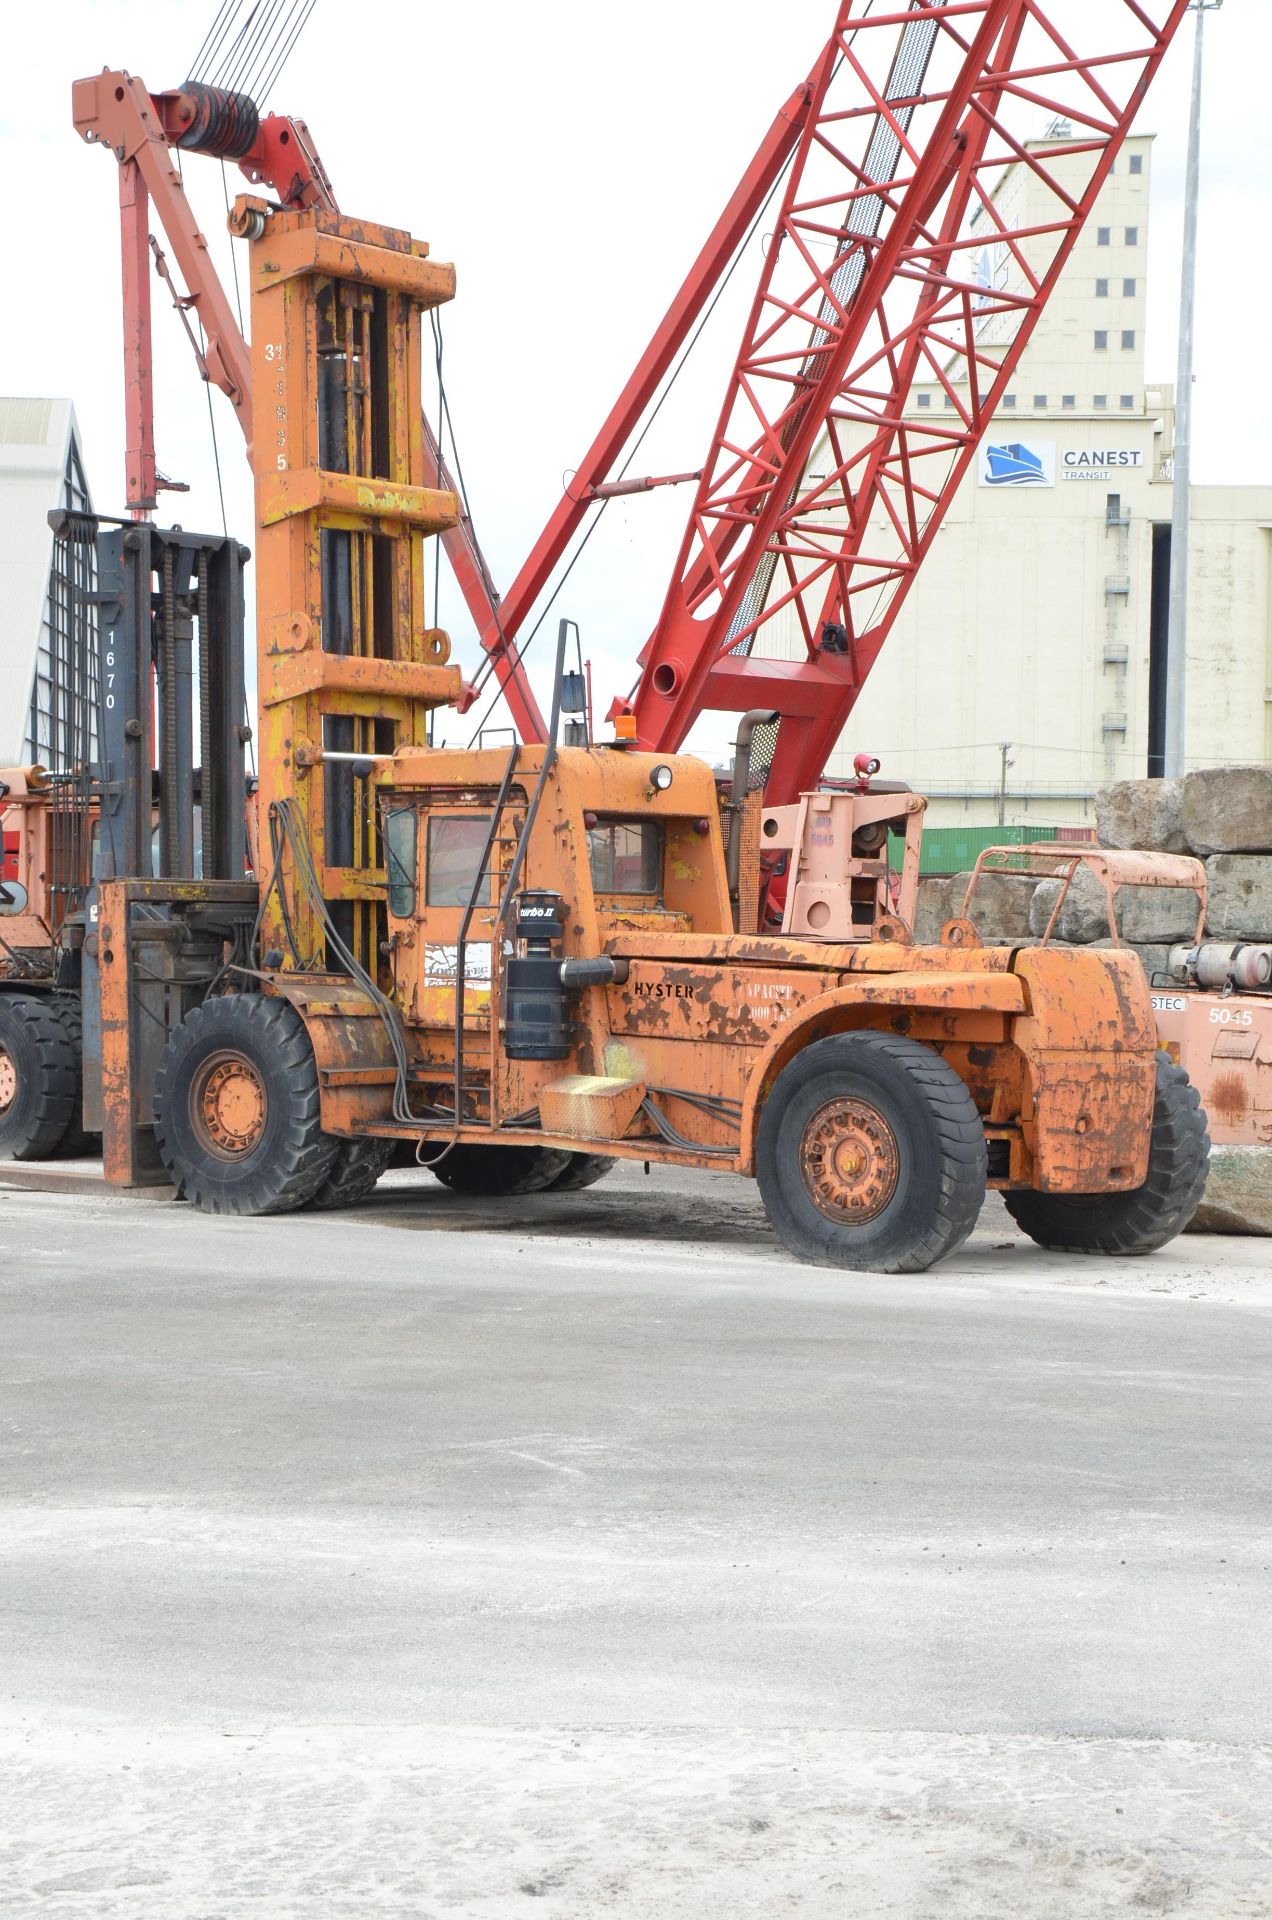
top-left (426, 813), bottom-right (493, 907)
top-left (587, 818), bottom-right (661, 894)
top-left (384, 808), bottom-right (417, 917)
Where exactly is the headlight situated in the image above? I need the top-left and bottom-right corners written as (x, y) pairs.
top-left (649, 764), bottom-right (674, 793)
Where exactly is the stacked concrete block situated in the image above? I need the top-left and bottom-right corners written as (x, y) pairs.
top-left (1089, 770), bottom-right (1272, 1236)
top-left (1203, 854), bottom-right (1272, 940)
top-left (1086, 770), bottom-right (1272, 939)
top-left (1180, 766), bottom-right (1272, 858)
top-left (1096, 777), bottom-right (1188, 854)
top-left (1028, 865), bottom-right (1109, 944)
top-left (912, 876), bottom-right (951, 945)
top-left (948, 870), bottom-right (1036, 944)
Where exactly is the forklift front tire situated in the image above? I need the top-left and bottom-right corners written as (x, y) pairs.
top-left (0, 992), bottom-right (77, 1161)
top-left (154, 993), bottom-right (337, 1215)
top-left (756, 1030), bottom-right (987, 1274)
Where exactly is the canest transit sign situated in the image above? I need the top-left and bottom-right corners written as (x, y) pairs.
top-left (979, 440), bottom-right (1055, 487)
top-left (1060, 448), bottom-right (1144, 481)
top-left (980, 440), bottom-right (1145, 488)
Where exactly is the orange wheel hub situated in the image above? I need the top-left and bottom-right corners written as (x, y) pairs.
top-left (799, 1096), bottom-right (899, 1224)
top-left (191, 1050), bottom-right (267, 1159)
top-left (0, 1047), bottom-right (16, 1114)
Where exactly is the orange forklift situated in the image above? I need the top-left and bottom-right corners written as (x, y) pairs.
top-left (0, 15), bottom-right (1209, 1272)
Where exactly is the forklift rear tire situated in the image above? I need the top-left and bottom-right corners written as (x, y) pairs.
top-left (547, 1152), bottom-right (617, 1192)
top-left (307, 1137), bottom-right (395, 1210)
top-left (0, 992), bottom-right (77, 1160)
top-left (47, 995), bottom-right (101, 1159)
top-left (431, 1144), bottom-right (573, 1196)
top-left (756, 1030), bottom-right (987, 1274)
top-left (1002, 1053), bottom-right (1209, 1256)
top-left (154, 993), bottom-right (338, 1215)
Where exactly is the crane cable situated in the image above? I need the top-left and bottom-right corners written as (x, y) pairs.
top-left (455, 142), bottom-right (799, 744)
top-left (456, 0), bottom-right (883, 741)
top-left (186, 0), bottom-right (318, 101)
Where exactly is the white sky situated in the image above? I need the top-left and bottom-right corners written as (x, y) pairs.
top-left (2, 1), bottom-right (1265, 758)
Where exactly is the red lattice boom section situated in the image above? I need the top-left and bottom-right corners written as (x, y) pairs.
top-left (629, 0), bottom-right (1187, 801)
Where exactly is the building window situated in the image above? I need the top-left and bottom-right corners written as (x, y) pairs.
top-left (1097, 226), bottom-right (1111, 245)
top-left (1122, 329), bottom-right (1135, 350)
top-left (1094, 395), bottom-right (1108, 409)
top-left (1002, 393), bottom-right (1017, 408)
top-left (1120, 394), bottom-right (1135, 409)
top-left (1094, 329), bottom-right (1108, 350)
top-left (1096, 277), bottom-right (1109, 297)
top-left (1125, 226), bottom-right (1139, 245)
top-left (1062, 394), bottom-right (1075, 409)
top-left (1034, 394), bottom-right (1047, 408)
top-left (1123, 277), bottom-right (1137, 297)
top-left (1130, 154), bottom-right (1144, 175)
top-left (917, 392), bottom-right (931, 407)
top-left (944, 394), bottom-right (955, 408)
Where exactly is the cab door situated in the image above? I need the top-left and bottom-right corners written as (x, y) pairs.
top-left (383, 800), bottom-right (503, 1033)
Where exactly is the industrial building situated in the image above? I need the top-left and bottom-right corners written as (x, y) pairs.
top-left (813, 132), bottom-right (1272, 830)
top-left (0, 396), bottom-right (94, 767)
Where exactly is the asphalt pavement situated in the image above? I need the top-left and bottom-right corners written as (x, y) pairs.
top-left (2, 1162), bottom-right (1270, 1917)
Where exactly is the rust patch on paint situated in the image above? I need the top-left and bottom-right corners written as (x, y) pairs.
top-left (1209, 1069), bottom-right (1250, 1126)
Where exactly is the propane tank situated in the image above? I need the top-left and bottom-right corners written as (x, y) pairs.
top-left (505, 890), bottom-right (572, 1060)
top-left (1168, 942), bottom-right (1272, 992)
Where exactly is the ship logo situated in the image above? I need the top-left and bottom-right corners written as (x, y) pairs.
top-left (981, 440), bottom-right (1054, 487)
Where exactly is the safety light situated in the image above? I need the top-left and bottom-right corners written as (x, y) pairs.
top-left (613, 712), bottom-right (637, 743)
top-left (649, 764), bottom-right (674, 794)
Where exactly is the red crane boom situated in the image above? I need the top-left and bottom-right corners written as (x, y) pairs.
top-left (76, 0), bottom-right (1188, 808)
top-left (619, 0), bottom-right (1188, 800)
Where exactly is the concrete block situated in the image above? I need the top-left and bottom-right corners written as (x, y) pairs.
top-left (1204, 854), bottom-right (1272, 940)
top-left (912, 876), bottom-right (951, 946)
top-left (1095, 777), bottom-right (1187, 853)
top-left (1029, 865), bottom-right (1108, 943)
top-left (1029, 867), bottom-right (1198, 945)
top-left (1130, 943), bottom-right (1172, 984)
top-left (1182, 766), bottom-right (1272, 857)
top-left (1187, 1145), bottom-right (1272, 1236)
top-left (950, 870), bottom-right (1036, 943)
top-left (1115, 884), bottom-right (1203, 944)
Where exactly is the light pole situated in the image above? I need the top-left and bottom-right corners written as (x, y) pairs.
top-left (1164, 0), bottom-right (1221, 779)
top-left (996, 741), bottom-right (1014, 827)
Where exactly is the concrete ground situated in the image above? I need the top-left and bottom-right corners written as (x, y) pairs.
top-left (1, 1161), bottom-right (1270, 1918)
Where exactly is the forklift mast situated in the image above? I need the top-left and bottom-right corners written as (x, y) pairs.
top-left (238, 198), bottom-right (462, 973)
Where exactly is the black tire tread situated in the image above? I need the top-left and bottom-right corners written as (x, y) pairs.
top-left (46, 995), bottom-right (100, 1158)
top-left (547, 1152), bottom-right (618, 1192)
top-left (308, 1136), bottom-right (394, 1210)
top-left (0, 992), bottom-right (76, 1160)
top-left (1003, 1053), bottom-right (1210, 1256)
top-left (154, 993), bottom-right (336, 1215)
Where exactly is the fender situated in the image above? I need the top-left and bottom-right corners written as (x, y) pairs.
top-left (267, 976), bottom-right (396, 1134)
top-left (737, 971), bottom-right (1028, 1169)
